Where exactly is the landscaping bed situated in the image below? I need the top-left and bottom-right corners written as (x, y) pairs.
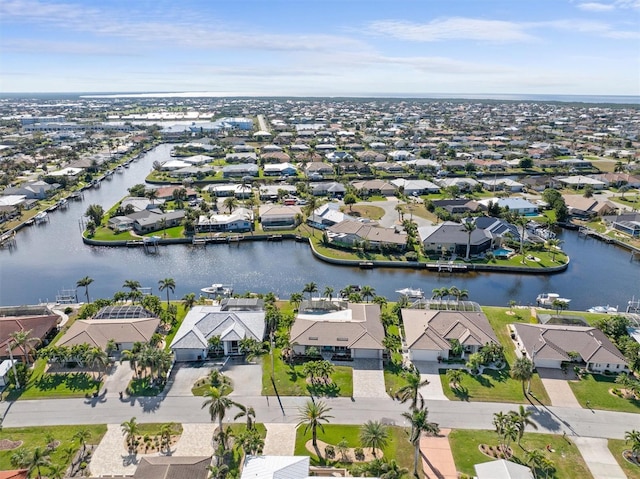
top-left (608, 439), bottom-right (640, 479)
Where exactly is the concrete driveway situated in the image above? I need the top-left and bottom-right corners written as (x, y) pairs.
top-left (102, 362), bottom-right (134, 398)
top-left (413, 361), bottom-right (448, 400)
top-left (166, 363), bottom-right (215, 397)
top-left (573, 437), bottom-right (627, 479)
top-left (537, 368), bottom-right (581, 408)
top-left (224, 359), bottom-right (264, 397)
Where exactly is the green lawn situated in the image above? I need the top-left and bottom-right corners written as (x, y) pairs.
top-left (136, 422), bottom-right (183, 437)
top-left (7, 359), bottom-right (102, 401)
top-left (449, 429), bottom-right (592, 479)
top-left (191, 376), bottom-right (233, 396)
top-left (341, 204), bottom-right (386, 220)
top-left (262, 349), bottom-right (353, 397)
top-left (88, 227), bottom-right (137, 241)
top-left (383, 363), bottom-right (411, 398)
top-left (127, 376), bottom-right (164, 396)
top-left (568, 373), bottom-right (640, 413)
top-left (608, 439), bottom-right (640, 479)
top-left (0, 425), bottom-right (107, 474)
top-left (293, 424), bottom-right (417, 475)
top-left (163, 302), bottom-right (189, 351)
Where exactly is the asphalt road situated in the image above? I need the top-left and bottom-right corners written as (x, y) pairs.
top-left (2, 393), bottom-right (636, 440)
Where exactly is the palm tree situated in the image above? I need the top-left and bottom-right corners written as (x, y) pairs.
top-left (446, 369), bottom-right (463, 390)
top-left (159, 422), bottom-right (175, 453)
top-left (123, 279), bottom-right (141, 292)
top-left (158, 278), bottom-right (176, 307)
top-left (626, 429), bottom-right (640, 460)
top-left (121, 417), bottom-right (139, 454)
top-left (373, 295), bottom-right (388, 310)
top-left (510, 405), bottom-right (538, 447)
top-left (76, 276), bottom-right (94, 303)
top-left (207, 463), bottom-right (230, 479)
top-left (395, 369), bottom-right (429, 410)
top-left (120, 347), bottom-right (140, 378)
top-left (9, 329), bottom-right (40, 365)
top-left (145, 188), bottom-right (158, 204)
top-left (234, 404), bottom-right (256, 430)
top-left (461, 221), bottom-right (476, 260)
top-left (545, 238), bottom-right (563, 262)
top-left (73, 428), bottom-right (92, 455)
top-left (402, 406), bottom-right (440, 477)
top-left (303, 282), bottom-right (318, 301)
top-left (511, 356), bottom-right (534, 397)
top-left (525, 448), bottom-right (547, 478)
top-left (336, 438), bottom-right (349, 462)
top-left (289, 292), bottom-right (303, 310)
top-left (235, 427), bottom-right (264, 456)
top-left (84, 347), bottom-right (109, 380)
top-left (202, 386), bottom-right (240, 435)
top-left (182, 292), bottom-right (196, 310)
top-left (27, 447), bottom-right (51, 479)
top-left (360, 420), bottom-right (389, 458)
top-left (46, 463), bottom-right (67, 479)
top-left (223, 197), bottom-right (238, 214)
top-left (515, 216), bottom-right (528, 260)
top-left (361, 285), bottom-right (375, 303)
top-left (159, 217), bottom-right (168, 238)
top-left (296, 400), bottom-right (333, 448)
top-left (323, 286), bottom-right (334, 302)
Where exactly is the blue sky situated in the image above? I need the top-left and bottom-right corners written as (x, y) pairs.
top-left (0, 0), bottom-right (639, 95)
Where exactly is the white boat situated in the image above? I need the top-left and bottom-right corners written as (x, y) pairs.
top-left (201, 284), bottom-right (233, 297)
top-left (587, 305), bottom-right (618, 314)
top-left (34, 211), bottom-right (48, 223)
top-left (396, 287), bottom-right (424, 299)
top-left (536, 293), bottom-right (571, 307)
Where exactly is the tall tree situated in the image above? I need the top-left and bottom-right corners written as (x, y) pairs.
top-left (461, 221), bottom-right (476, 260)
top-left (510, 405), bottom-right (538, 447)
top-left (158, 278), bottom-right (176, 307)
top-left (359, 420), bottom-right (389, 458)
top-left (395, 369), bottom-right (429, 410)
top-left (323, 286), bottom-right (334, 302)
top-left (223, 197), bottom-right (238, 214)
top-left (27, 446), bottom-right (51, 479)
top-left (9, 329), bottom-right (40, 366)
top-left (201, 386), bottom-right (240, 435)
top-left (511, 356), bottom-right (535, 397)
top-left (182, 292), bottom-right (196, 311)
top-left (76, 276), bottom-right (94, 304)
top-left (121, 417), bottom-right (139, 454)
top-left (73, 428), bottom-right (92, 455)
top-left (402, 406), bottom-right (440, 477)
top-left (361, 285), bottom-right (375, 303)
top-left (303, 282), bottom-right (318, 301)
top-left (296, 400), bottom-right (333, 448)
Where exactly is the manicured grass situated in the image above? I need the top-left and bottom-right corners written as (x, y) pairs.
top-left (293, 424), bottom-right (417, 474)
top-left (449, 429), bottom-right (592, 479)
top-left (568, 373), bottom-right (640, 413)
top-left (8, 359), bottom-right (102, 401)
top-left (163, 302), bottom-right (189, 351)
top-left (383, 363), bottom-right (411, 399)
top-left (127, 376), bottom-right (164, 396)
top-left (136, 422), bottom-right (183, 437)
top-left (608, 439), bottom-right (640, 479)
top-left (88, 227), bottom-right (137, 241)
top-left (0, 425), bottom-right (107, 473)
top-left (144, 225), bottom-right (183, 239)
top-left (191, 376), bottom-right (233, 396)
top-left (262, 349), bottom-right (353, 397)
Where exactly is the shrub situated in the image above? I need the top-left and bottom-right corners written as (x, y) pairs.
top-left (64, 307), bottom-right (73, 314)
top-left (80, 462), bottom-right (87, 470)
top-left (405, 251), bottom-right (418, 261)
top-left (354, 447), bottom-right (365, 461)
top-left (324, 444), bottom-right (335, 459)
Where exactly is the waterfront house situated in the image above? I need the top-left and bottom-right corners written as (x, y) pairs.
top-left (477, 197), bottom-right (538, 215)
top-left (259, 205), bottom-right (301, 230)
top-left (159, 159), bottom-right (191, 171)
top-left (327, 220), bottom-right (407, 251)
top-left (1, 180), bottom-right (60, 200)
top-left (401, 309), bottom-right (499, 361)
top-left (289, 301), bottom-right (385, 360)
top-left (0, 305), bottom-right (59, 362)
top-left (169, 165), bottom-right (215, 178)
top-left (602, 213), bottom-right (640, 237)
top-left (418, 221), bottom-right (493, 257)
top-left (170, 305), bottom-right (265, 361)
top-left (197, 211), bottom-right (252, 233)
top-left (307, 203), bottom-right (355, 229)
top-left (222, 164), bottom-right (259, 178)
top-left (563, 195), bottom-right (617, 219)
top-left (57, 317), bottom-right (160, 352)
top-left (512, 323), bottom-right (628, 372)
top-left (133, 210), bottom-right (186, 234)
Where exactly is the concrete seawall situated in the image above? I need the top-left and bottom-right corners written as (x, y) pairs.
top-left (82, 234), bottom-right (569, 275)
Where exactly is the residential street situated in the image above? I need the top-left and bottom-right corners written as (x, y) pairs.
top-left (1, 394), bottom-right (636, 441)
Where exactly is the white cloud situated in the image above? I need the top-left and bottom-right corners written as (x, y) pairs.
top-left (577, 2), bottom-right (616, 11)
top-left (366, 17), bottom-right (536, 43)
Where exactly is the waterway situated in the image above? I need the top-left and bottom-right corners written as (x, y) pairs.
top-left (1, 144), bottom-right (639, 310)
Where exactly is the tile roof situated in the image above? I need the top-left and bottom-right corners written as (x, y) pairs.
top-left (132, 456), bottom-right (211, 479)
top-left (57, 318), bottom-right (160, 350)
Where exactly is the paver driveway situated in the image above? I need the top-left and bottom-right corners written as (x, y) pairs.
top-left (537, 368), bottom-right (581, 408)
top-left (351, 359), bottom-right (387, 398)
top-left (413, 361), bottom-right (448, 400)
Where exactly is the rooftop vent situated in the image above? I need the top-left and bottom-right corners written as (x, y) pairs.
top-left (308, 336), bottom-right (318, 340)
top-left (337, 337), bottom-right (349, 341)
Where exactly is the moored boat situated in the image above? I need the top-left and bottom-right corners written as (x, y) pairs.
top-left (587, 305), bottom-right (618, 314)
top-left (536, 293), bottom-right (571, 307)
top-left (200, 283), bottom-right (234, 297)
top-left (396, 287), bottom-right (424, 299)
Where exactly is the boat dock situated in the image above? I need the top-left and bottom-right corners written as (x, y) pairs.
top-left (0, 231), bottom-right (16, 249)
top-left (427, 261), bottom-right (468, 272)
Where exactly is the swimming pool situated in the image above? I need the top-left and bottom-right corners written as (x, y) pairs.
top-left (493, 248), bottom-right (514, 257)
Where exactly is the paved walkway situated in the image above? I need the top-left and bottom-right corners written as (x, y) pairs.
top-left (263, 423), bottom-right (297, 455)
top-left (413, 361), bottom-right (448, 400)
top-left (352, 359), bottom-right (387, 398)
top-left (573, 437), bottom-right (627, 479)
top-left (420, 429), bottom-right (457, 479)
top-left (537, 368), bottom-right (581, 408)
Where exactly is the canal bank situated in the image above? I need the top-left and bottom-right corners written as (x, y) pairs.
top-left (2, 143), bottom-right (638, 309)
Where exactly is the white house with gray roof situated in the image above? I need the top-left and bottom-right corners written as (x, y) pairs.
top-left (170, 305), bottom-right (265, 361)
top-left (512, 323), bottom-right (628, 372)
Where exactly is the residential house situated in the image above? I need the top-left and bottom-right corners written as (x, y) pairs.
top-left (241, 456), bottom-right (310, 479)
top-left (170, 305), bottom-right (265, 361)
top-left (93, 305), bottom-right (155, 320)
top-left (263, 162), bottom-right (297, 177)
top-left (563, 195), bottom-right (617, 219)
top-left (259, 205), bottom-right (301, 230)
top-left (401, 310), bottom-right (499, 361)
top-left (478, 197), bottom-right (538, 215)
top-left (222, 164), bottom-right (259, 178)
top-left (225, 152), bottom-right (257, 163)
top-left (304, 162), bottom-right (333, 177)
top-left (327, 220), bottom-right (407, 251)
top-left (520, 176), bottom-right (553, 192)
top-left (351, 179), bottom-right (396, 197)
top-left (593, 172), bottom-right (640, 188)
top-left (1, 180), bottom-right (60, 199)
top-left (436, 177), bottom-right (480, 191)
top-left (309, 181), bottom-right (346, 198)
top-left (154, 186), bottom-right (198, 201)
top-left (602, 213), bottom-right (640, 237)
top-left (391, 178), bottom-right (440, 195)
top-left (0, 360), bottom-right (18, 387)
top-left (512, 323), bottom-right (628, 372)
top-left (289, 301), bottom-right (385, 360)
top-left (258, 184), bottom-right (297, 201)
top-left (479, 178), bottom-right (524, 192)
top-left (308, 203), bottom-right (355, 229)
top-left (474, 459), bottom-right (534, 479)
top-left (169, 165), bottom-right (214, 178)
top-left (207, 184), bottom-right (253, 199)
top-left (0, 305), bottom-right (59, 361)
top-left (556, 175), bottom-right (606, 190)
top-left (197, 211), bottom-right (252, 233)
top-left (159, 159), bottom-right (191, 171)
top-left (430, 199), bottom-right (482, 215)
top-left (371, 161), bottom-right (405, 174)
top-left (133, 210), bottom-right (186, 234)
top-left (131, 456), bottom-right (211, 479)
top-left (57, 317), bottom-right (160, 352)
top-left (418, 221), bottom-right (493, 257)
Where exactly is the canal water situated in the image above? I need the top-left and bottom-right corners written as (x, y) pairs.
top-left (1, 144), bottom-right (639, 310)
